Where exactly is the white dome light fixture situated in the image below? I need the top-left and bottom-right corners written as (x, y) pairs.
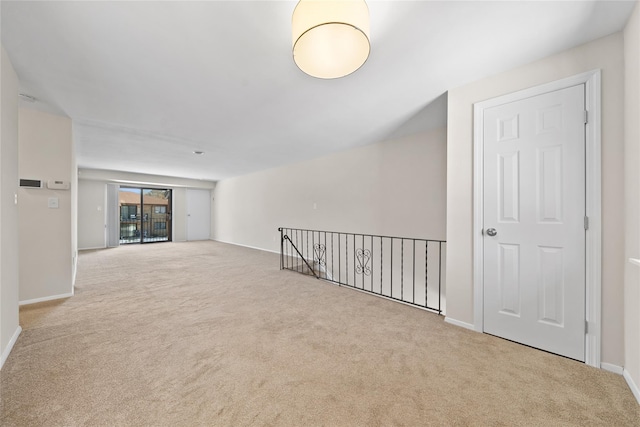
top-left (292, 0), bottom-right (370, 79)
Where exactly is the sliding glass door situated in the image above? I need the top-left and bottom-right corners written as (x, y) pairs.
top-left (119, 187), bottom-right (172, 244)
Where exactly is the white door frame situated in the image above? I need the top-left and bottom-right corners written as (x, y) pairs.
top-left (472, 70), bottom-right (602, 368)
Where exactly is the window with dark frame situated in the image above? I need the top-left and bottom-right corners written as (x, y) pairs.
top-left (121, 205), bottom-right (137, 220)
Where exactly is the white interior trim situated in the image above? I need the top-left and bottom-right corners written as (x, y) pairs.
top-left (72, 249), bottom-right (78, 288)
top-left (601, 363), bottom-right (624, 375)
top-left (210, 238), bottom-right (280, 256)
top-left (19, 291), bottom-right (74, 306)
top-left (472, 69), bottom-right (602, 368)
top-left (0, 326), bottom-right (22, 370)
top-left (629, 258), bottom-right (640, 267)
top-left (103, 183), bottom-right (108, 248)
top-left (584, 70), bottom-right (602, 369)
top-left (78, 246), bottom-right (108, 251)
top-left (444, 317), bottom-right (476, 331)
top-left (624, 369), bottom-right (640, 405)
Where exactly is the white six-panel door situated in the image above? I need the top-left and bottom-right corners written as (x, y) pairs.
top-left (483, 84), bottom-right (586, 361)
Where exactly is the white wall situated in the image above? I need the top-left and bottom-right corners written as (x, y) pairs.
top-left (624, 1), bottom-right (640, 399)
top-left (446, 33), bottom-right (625, 366)
top-left (212, 128), bottom-right (447, 252)
top-left (0, 46), bottom-right (21, 368)
top-left (18, 108), bottom-right (74, 303)
top-left (77, 169), bottom-right (215, 247)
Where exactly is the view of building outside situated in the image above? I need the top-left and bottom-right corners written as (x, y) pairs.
top-left (119, 188), bottom-right (171, 244)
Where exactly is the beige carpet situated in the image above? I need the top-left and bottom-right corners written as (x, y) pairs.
top-left (1, 241), bottom-right (638, 426)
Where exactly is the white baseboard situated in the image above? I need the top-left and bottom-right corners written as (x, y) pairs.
top-left (78, 246), bottom-right (106, 251)
top-left (444, 317), bottom-right (476, 331)
top-left (601, 363), bottom-right (624, 375)
top-left (0, 326), bottom-right (22, 370)
top-left (19, 291), bottom-right (74, 306)
top-left (210, 238), bottom-right (280, 255)
top-left (623, 368), bottom-right (640, 405)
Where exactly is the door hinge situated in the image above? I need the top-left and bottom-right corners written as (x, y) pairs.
top-left (585, 320), bottom-right (589, 334)
top-left (584, 216), bottom-right (589, 230)
top-left (584, 110), bottom-right (588, 124)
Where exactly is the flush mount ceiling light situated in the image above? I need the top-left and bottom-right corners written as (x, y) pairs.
top-left (292, 0), bottom-right (370, 79)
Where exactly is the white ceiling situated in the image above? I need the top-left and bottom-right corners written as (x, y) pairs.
top-left (2, 1), bottom-right (636, 181)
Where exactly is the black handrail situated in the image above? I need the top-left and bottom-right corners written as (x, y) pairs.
top-left (278, 227), bottom-right (445, 314)
top-left (282, 235), bottom-right (320, 279)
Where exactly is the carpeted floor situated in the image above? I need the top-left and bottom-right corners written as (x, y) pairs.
top-left (1, 241), bottom-right (638, 426)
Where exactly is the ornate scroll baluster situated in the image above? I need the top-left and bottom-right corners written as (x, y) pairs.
top-left (314, 243), bottom-right (326, 267)
top-left (356, 248), bottom-right (371, 276)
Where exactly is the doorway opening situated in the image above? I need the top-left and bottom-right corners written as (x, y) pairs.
top-left (119, 187), bottom-right (172, 244)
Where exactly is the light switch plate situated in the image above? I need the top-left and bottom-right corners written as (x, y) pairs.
top-left (48, 197), bottom-right (59, 209)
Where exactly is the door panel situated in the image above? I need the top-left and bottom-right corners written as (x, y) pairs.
top-left (142, 189), bottom-right (172, 243)
top-left (483, 84), bottom-right (585, 361)
top-left (498, 243), bottom-right (520, 316)
top-left (186, 189), bottom-right (211, 241)
top-left (538, 246), bottom-right (564, 326)
top-left (499, 151), bottom-right (520, 222)
top-left (538, 146), bottom-right (563, 223)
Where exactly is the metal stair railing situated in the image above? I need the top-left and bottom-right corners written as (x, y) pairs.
top-left (281, 234), bottom-right (319, 279)
top-left (279, 227), bottom-right (446, 315)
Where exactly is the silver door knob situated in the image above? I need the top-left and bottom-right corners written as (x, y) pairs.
top-left (486, 228), bottom-right (497, 236)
